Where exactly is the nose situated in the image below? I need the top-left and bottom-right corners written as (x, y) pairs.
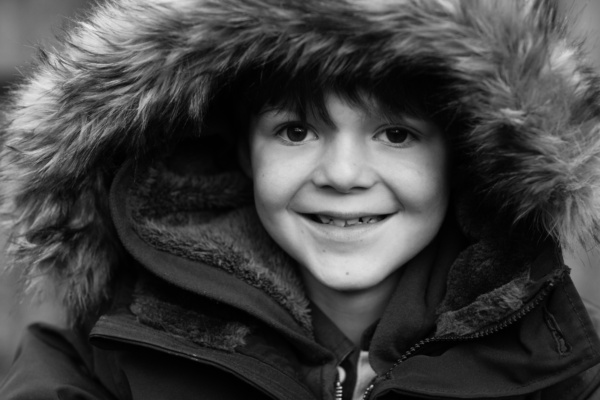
top-left (313, 135), bottom-right (374, 193)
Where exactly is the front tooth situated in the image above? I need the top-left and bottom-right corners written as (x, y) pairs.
top-left (332, 218), bottom-right (345, 227)
top-left (345, 218), bottom-right (359, 227)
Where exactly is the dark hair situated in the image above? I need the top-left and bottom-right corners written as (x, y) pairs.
top-left (208, 63), bottom-right (464, 141)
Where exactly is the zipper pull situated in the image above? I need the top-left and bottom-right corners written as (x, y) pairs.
top-left (335, 366), bottom-right (346, 400)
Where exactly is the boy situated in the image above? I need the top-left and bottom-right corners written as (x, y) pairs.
top-left (2, 1), bottom-right (600, 399)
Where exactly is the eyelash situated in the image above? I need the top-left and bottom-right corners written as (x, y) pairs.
top-left (372, 126), bottom-right (419, 148)
top-left (275, 123), bottom-right (318, 145)
top-left (274, 123), bottom-right (420, 147)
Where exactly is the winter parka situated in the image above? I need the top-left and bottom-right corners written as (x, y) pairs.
top-left (2, 0), bottom-right (600, 399)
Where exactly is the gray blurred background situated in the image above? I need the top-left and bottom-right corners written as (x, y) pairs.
top-left (0, 0), bottom-right (93, 378)
top-left (0, 0), bottom-right (599, 382)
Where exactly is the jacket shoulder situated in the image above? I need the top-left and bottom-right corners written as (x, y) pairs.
top-left (0, 323), bottom-right (116, 400)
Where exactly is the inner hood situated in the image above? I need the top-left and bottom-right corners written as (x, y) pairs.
top-left (2, 0), bottom-right (600, 322)
top-left (110, 146), bottom-right (565, 344)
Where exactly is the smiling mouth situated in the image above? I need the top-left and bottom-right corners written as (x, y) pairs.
top-left (305, 213), bottom-right (390, 227)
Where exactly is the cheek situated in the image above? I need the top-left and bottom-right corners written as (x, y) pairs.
top-left (250, 146), bottom-right (298, 219)
top-left (393, 149), bottom-right (450, 214)
top-left (250, 138), bottom-right (317, 204)
top-left (251, 161), bottom-right (279, 218)
top-left (421, 163), bottom-right (450, 210)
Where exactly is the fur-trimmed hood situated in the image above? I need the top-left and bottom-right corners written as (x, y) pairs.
top-left (2, 0), bottom-right (600, 324)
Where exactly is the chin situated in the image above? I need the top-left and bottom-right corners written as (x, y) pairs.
top-left (322, 279), bottom-right (383, 293)
top-left (303, 258), bottom-right (397, 293)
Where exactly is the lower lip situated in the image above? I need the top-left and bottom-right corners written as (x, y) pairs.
top-left (298, 214), bottom-right (390, 243)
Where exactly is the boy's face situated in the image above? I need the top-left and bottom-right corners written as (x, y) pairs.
top-left (248, 92), bottom-right (450, 293)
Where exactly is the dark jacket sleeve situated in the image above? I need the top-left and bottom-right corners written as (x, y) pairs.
top-left (577, 363), bottom-right (600, 400)
top-left (91, 345), bottom-right (272, 400)
top-left (0, 323), bottom-right (117, 400)
top-left (541, 362), bottom-right (600, 400)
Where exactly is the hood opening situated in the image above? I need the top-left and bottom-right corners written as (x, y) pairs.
top-left (3, 0), bottom-right (600, 325)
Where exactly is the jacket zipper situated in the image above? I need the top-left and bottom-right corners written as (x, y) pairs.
top-left (335, 379), bottom-right (344, 400)
top-left (359, 272), bottom-right (565, 400)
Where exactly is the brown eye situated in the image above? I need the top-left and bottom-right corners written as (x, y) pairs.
top-left (374, 126), bottom-right (417, 147)
top-left (286, 126), bottom-right (308, 142)
top-left (384, 128), bottom-right (410, 143)
top-left (277, 124), bottom-right (318, 144)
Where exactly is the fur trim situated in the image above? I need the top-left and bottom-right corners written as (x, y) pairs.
top-left (1, 0), bottom-right (600, 320)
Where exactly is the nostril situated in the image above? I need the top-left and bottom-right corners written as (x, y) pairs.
top-left (313, 156), bottom-right (374, 193)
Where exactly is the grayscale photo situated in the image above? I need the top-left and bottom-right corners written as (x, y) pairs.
top-left (1, 1), bottom-right (600, 399)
